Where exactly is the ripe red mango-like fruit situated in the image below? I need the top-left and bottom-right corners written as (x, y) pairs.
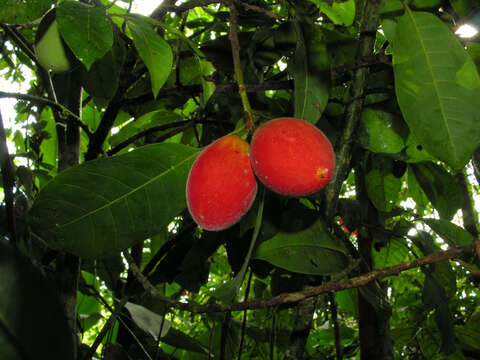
top-left (186, 135), bottom-right (258, 231)
top-left (251, 117), bottom-right (335, 197)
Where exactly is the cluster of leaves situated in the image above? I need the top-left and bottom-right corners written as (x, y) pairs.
top-left (0, 0), bottom-right (480, 359)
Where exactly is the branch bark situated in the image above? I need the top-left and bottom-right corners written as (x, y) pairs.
top-left (225, 0), bottom-right (255, 131)
top-left (324, 0), bottom-right (383, 220)
top-left (123, 245), bottom-right (471, 314)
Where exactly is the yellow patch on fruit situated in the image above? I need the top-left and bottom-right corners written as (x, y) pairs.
top-left (316, 167), bottom-right (329, 180)
top-left (217, 135), bottom-right (250, 156)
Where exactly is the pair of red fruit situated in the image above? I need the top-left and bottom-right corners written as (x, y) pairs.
top-left (186, 117), bottom-right (336, 231)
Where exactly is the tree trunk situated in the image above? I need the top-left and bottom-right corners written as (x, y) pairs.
top-left (355, 161), bottom-right (394, 360)
top-left (51, 70), bottom-right (82, 359)
top-left (284, 294), bottom-right (317, 360)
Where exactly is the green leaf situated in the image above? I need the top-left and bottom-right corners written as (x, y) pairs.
top-left (410, 163), bottom-right (462, 220)
top-left (335, 289), bottom-right (358, 317)
top-left (254, 218), bottom-right (349, 275)
top-left (293, 22), bottom-right (329, 124)
top-left (82, 36), bottom-right (126, 101)
top-left (315, 0), bottom-right (356, 26)
top-left (162, 327), bottom-right (211, 356)
top-left (30, 143), bottom-right (199, 259)
top-left (365, 155), bottom-right (403, 212)
top-left (358, 108), bottom-right (406, 154)
top-left (422, 273), bottom-right (456, 355)
top-left (0, 240), bottom-right (74, 360)
top-left (127, 15), bottom-right (173, 98)
top-left (393, 10), bottom-right (480, 169)
top-left (57, 1), bottom-right (114, 71)
top-left (0, 0), bottom-right (54, 24)
top-left (109, 110), bottom-right (183, 147)
top-left (373, 237), bottom-right (411, 268)
top-left (421, 218), bottom-right (474, 247)
top-left (407, 166), bottom-right (429, 214)
top-left (405, 132), bottom-right (435, 163)
top-left (125, 302), bottom-right (171, 340)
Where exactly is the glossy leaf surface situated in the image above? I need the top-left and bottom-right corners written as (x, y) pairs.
top-left (30, 143), bottom-right (199, 258)
top-left (393, 10), bottom-right (480, 169)
top-left (57, 1), bottom-right (114, 70)
top-left (127, 15), bottom-right (173, 98)
top-left (254, 218), bottom-right (348, 275)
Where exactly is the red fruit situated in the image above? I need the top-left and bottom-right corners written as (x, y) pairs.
top-left (186, 135), bottom-right (258, 231)
top-left (251, 117), bottom-right (335, 197)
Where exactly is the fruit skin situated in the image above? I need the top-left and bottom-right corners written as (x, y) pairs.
top-left (251, 117), bottom-right (335, 197)
top-left (186, 135), bottom-right (258, 231)
top-left (35, 9), bottom-right (72, 73)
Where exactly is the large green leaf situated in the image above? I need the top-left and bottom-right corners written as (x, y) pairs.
top-left (30, 143), bottom-right (199, 259)
top-left (422, 273), bottom-right (456, 355)
top-left (0, 0), bottom-right (54, 24)
top-left (108, 110), bottom-right (183, 148)
top-left (358, 108), bottom-right (406, 154)
top-left (127, 15), bottom-right (173, 98)
top-left (254, 218), bottom-right (349, 275)
top-left (0, 241), bottom-right (74, 360)
top-left (422, 218), bottom-right (474, 247)
top-left (57, 1), bottom-right (114, 71)
top-left (125, 302), bottom-right (171, 340)
top-left (410, 162), bottom-right (462, 220)
top-left (393, 10), bottom-right (480, 169)
top-left (365, 155), bottom-right (403, 212)
top-left (293, 22), bottom-right (329, 124)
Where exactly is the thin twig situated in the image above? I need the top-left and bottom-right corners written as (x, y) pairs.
top-left (224, 0), bottom-right (255, 131)
top-left (0, 91), bottom-right (92, 137)
top-left (240, 3), bottom-right (283, 20)
top-left (82, 297), bottom-right (129, 360)
top-left (123, 245), bottom-right (471, 314)
top-left (329, 292), bottom-right (343, 360)
top-left (0, 108), bottom-right (17, 244)
top-left (155, 0), bottom-right (221, 14)
top-left (237, 270), bottom-right (253, 360)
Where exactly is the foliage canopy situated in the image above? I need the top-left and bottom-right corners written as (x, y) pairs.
top-left (0, 0), bottom-right (480, 359)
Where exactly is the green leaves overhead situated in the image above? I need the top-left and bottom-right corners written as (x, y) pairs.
top-left (393, 10), bottom-right (480, 169)
top-left (0, 0), bottom-right (54, 24)
top-left (30, 143), bottom-right (199, 259)
top-left (127, 15), bottom-right (173, 98)
top-left (254, 218), bottom-right (349, 275)
top-left (0, 241), bottom-right (74, 360)
top-left (57, 1), bottom-right (114, 71)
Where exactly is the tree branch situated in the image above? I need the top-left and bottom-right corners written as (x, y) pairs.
top-left (123, 245), bottom-right (471, 314)
top-left (82, 297), bottom-right (129, 360)
top-left (324, 0), bottom-right (382, 220)
top-left (225, 0), bottom-right (255, 131)
top-left (85, 95), bottom-right (123, 161)
top-left (0, 91), bottom-right (92, 137)
top-left (154, 0), bottom-right (221, 14)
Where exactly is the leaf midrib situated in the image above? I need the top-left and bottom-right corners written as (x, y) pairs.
top-left (58, 150), bottom-right (198, 229)
top-left (405, 8), bottom-right (457, 163)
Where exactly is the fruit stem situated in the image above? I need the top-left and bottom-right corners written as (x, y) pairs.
top-left (225, 1), bottom-right (255, 133)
